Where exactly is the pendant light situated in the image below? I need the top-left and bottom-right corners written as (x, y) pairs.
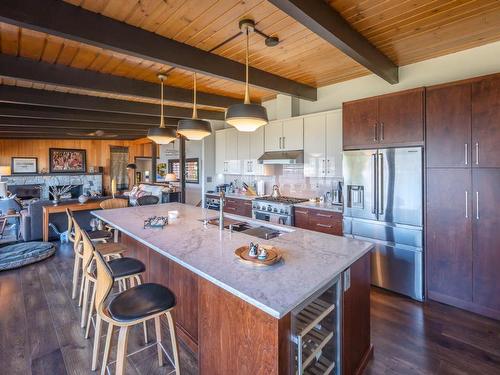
top-left (177, 72), bottom-right (212, 140)
top-left (147, 74), bottom-right (177, 144)
top-left (225, 22), bottom-right (268, 132)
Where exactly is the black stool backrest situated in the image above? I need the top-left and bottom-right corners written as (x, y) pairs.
top-left (137, 195), bottom-right (160, 206)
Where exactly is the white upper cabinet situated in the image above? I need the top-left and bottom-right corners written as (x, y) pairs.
top-left (304, 114), bottom-right (326, 177)
top-left (265, 118), bottom-right (303, 152)
top-left (326, 111), bottom-right (343, 177)
top-left (282, 117), bottom-right (304, 150)
top-left (264, 121), bottom-right (283, 152)
top-left (215, 130), bottom-right (226, 174)
top-left (303, 110), bottom-right (343, 178)
top-left (237, 132), bottom-right (251, 160)
top-left (249, 126), bottom-right (265, 159)
top-left (225, 128), bottom-right (238, 160)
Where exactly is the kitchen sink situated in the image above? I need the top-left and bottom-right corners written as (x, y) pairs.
top-left (200, 217), bottom-right (287, 240)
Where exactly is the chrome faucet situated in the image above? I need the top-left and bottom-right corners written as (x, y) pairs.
top-left (219, 191), bottom-right (225, 231)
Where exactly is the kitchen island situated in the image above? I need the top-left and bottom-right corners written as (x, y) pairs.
top-left (93, 203), bottom-right (373, 375)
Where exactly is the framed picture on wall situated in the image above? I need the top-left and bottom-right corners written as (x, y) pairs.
top-left (49, 148), bottom-right (87, 173)
top-left (11, 157), bottom-right (38, 174)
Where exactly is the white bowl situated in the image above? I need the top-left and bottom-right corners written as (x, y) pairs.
top-left (168, 210), bottom-right (179, 220)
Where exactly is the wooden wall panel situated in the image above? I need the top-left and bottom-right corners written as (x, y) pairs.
top-left (0, 138), bottom-right (152, 193)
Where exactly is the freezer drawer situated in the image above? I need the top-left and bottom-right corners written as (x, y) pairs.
top-left (369, 241), bottom-right (423, 301)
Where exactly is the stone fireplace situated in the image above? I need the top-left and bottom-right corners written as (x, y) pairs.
top-left (1, 173), bottom-right (103, 200)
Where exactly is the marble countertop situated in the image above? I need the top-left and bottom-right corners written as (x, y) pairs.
top-left (294, 201), bottom-right (343, 213)
top-left (92, 203), bottom-right (372, 319)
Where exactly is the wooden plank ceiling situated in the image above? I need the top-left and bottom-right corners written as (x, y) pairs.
top-left (0, 0), bottom-right (499, 140)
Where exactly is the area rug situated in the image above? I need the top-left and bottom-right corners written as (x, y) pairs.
top-left (0, 242), bottom-right (56, 271)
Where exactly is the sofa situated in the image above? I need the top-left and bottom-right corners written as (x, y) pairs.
top-left (126, 183), bottom-right (178, 206)
top-left (19, 199), bottom-right (102, 241)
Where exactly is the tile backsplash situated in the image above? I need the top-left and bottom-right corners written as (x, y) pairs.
top-left (217, 164), bottom-right (342, 199)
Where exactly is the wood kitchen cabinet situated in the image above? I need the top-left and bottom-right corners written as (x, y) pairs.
top-left (223, 197), bottom-right (252, 217)
top-left (304, 111), bottom-right (343, 178)
top-left (426, 82), bottom-right (471, 168)
top-left (294, 207), bottom-right (343, 236)
top-left (472, 169), bottom-right (500, 315)
top-left (426, 168), bottom-right (473, 303)
top-left (265, 118), bottom-right (303, 152)
top-left (343, 88), bottom-right (424, 150)
top-left (472, 76), bottom-right (500, 167)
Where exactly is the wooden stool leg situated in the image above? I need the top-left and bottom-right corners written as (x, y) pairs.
top-left (166, 312), bottom-right (180, 375)
top-left (91, 315), bottom-right (103, 371)
top-left (154, 316), bottom-right (163, 367)
top-left (81, 277), bottom-right (90, 328)
top-left (85, 282), bottom-right (97, 339)
top-left (101, 322), bottom-right (114, 375)
top-left (116, 326), bottom-right (130, 375)
top-left (78, 267), bottom-right (85, 307)
top-left (71, 255), bottom-right (81, 299)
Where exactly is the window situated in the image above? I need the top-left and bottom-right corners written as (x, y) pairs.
top-left (168, 158), bottom-right (199, 184)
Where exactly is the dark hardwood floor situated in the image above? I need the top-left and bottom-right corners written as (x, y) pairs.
top-left (1, 242), bottom-right (499, 374)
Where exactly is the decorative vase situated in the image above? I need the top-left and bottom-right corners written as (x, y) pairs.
top-left (78, 194), bottom-right (89, 204)
top-left (52, 194), bottom-right (60, 206)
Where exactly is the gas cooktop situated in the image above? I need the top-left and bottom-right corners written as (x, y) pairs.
top-left (254, 196), bottom-right (308, 204)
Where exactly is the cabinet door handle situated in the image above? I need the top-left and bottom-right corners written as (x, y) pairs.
top-left (476, 191), bottom-right (479, 220)
top-left (279, 137), bottom-right (282, 149)
top-left (465, 143), bottom-right (468, 165)
top-left (326, 159), bottom-right (330, 174)
top-left (380, 122), bottom-right (384, 141)
top-left (322, 159), bottom-right (325, 174)
top-left (465, 190), bottom-right (468, 218)
top-left (283, 136), bottom-right (286, 149)
top-left (317, 223), bottom-right (333, 228)
top-left (373, 123), bottom-right (378, 141)
top-left (372, 153), bottom-right (377, 214)
top-left (317, 213), bottom-right (333, 218)
top-left (475, 142), bottom-right (479, 165)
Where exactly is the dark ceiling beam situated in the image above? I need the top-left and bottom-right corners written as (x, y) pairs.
top-left (0, 103), bottom-right (182, 125)
top-left (0, 54), bottom-right (239, 108)
top-left (0, 127), bottom-right (146, 135)
top-left (0, 0), bottom-right (316, 100)
top-left (0, 135), bottom-right (141, 140)
top-left (268, 0), bottom-right (398, 84)
top-left (0, 118), bottom-right (159, 131)
top-left (0, 85), bottom-right (225, 120)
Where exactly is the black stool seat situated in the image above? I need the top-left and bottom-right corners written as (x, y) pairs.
top-left (107, 257), bottom-right (146, 278)
top-left (108, 283), bottom-right (176, 322)
top-left (88, 230), bottom-right (113, 240)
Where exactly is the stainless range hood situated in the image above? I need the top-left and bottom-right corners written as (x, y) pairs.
top-left (257, 150), bottom-right (304, 164)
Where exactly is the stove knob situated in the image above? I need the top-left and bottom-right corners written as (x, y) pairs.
top-left (273, 207), bottom-right (278, 213)
top-left (280, 208), bottom-right (285, 214)
top-left (267, 205), bottom-right (272, 212)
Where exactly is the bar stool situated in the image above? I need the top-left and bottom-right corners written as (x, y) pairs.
top-left (67, 209), bottom-right (125, 305)
top-left (93, 247), bottom-right (180, 375)
top-left (99, 198), bottom-right (128, 241)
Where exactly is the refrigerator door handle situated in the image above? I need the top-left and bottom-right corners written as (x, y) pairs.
top-left (372, 153), bottom-right (377, 214)
top-left (378, 152), bottom-right (384, 215)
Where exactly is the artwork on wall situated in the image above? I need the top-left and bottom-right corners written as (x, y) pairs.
top-left (11, 157), bottom-right (38, 174)
top-left (157, 162), bottom-right (168, 181)
top-left (49, 148), bottom-right (86, 173)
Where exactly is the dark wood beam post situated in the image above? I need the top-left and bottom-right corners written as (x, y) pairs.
top-left (179, 136), bottom-right (186, 204)
top-left (268, 0), bottom-right (399, 84)
top-left (151, 142), bottom-right (158, 184)
top-left (0, 0), bottom-right (317, 100)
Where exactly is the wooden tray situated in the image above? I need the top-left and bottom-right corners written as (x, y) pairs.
top-left (235, 245), bottom-right (282, 266)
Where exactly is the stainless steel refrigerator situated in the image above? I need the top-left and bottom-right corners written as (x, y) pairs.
top-left (343, 147), bottom-right (423, 301)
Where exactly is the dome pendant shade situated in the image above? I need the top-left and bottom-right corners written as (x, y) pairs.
top-left (147, 126), bottom-right (177, 144)
top-left (225, 103), bottom-right (268, 132)
top-left (177, 118), bottom-right (212, 140)
top-left (177, 72), bottom-right (212, 140)
top-left (148, 73), bottom-right (177, 144)
top-left (225, 22), bottom-right (268, 132)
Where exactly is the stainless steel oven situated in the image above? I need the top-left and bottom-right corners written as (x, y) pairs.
top-left (253, 210), bottom-right (291, 225)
